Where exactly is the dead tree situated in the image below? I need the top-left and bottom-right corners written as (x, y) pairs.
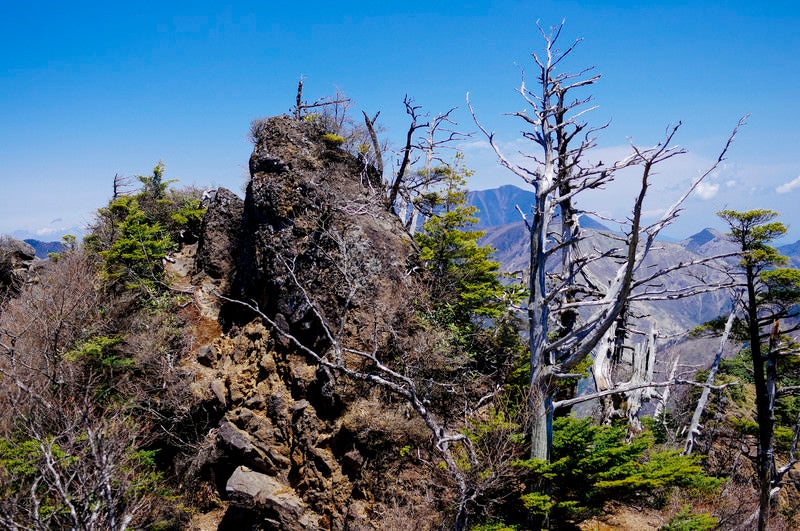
top-left (387, 96), bottom-right (427, 213)
top-left (387, 98), bottom-right (469, 229)
top-left (683, 300), bottom-right (738, 456)
top-left (469, 22), bottom-right (743, 462)
top-left (362, 110), bottom-right (384, 177)
top-left (404, 108), bottom-right (469, 232)
top-left (112, 173), bottom-right (132, 199)
top-left (292, 77), bottom-right (351, 121)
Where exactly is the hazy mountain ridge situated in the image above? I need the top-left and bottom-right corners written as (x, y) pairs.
top-left (778, 240), bottom-right (800, 268)
top-left (467, 184), bottom-right (610, 231)
top-left (24, 239), bottom-right (66, 259)
top-left (470, 186), bottom-right (800, 334)
top-left (482, 222), bottom-right (736, 334)
top-left (469, 181), bottom-right (775, 337)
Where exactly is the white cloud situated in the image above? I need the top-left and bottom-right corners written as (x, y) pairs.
top-left (642, 207), bottom-right (667, 220)
top-left (457, 139), bottom-right (492, 152)
top-left (725, 180), bottom-right (737, 187)
top-left (694, 182), bottom-right (719, 200)
top-left (776, 175), bottom-right (800, 194)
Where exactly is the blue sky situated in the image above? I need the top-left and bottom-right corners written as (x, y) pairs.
top-left (2, 1), bottom-right (799, 241)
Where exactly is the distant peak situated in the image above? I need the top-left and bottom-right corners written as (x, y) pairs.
top-left (682, 227), bottom-right (724, 249)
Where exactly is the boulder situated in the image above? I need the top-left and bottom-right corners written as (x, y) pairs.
top-left (197, 344), bottom-right (216, 366)
top-left (0, 236), bottom-right (36, 292)
top-left (225, 466), bottom-right (318, 530)
top-left (3, 238), bottom-right (35, 262)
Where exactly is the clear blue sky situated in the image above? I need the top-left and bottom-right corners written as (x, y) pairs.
top-left (2, 1), bottom-right (799, 241)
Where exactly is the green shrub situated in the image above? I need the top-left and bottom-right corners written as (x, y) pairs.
top-left (68, 335), bottom-right (129, 372)
top-left (96, 196), bottom-right (173, 292)
top-left (470, 520), bottom-right (523, 531)
top-left (661, 505), bottom-right (717, 531)
top-left (514, 417), bottom-right (722, 526)
top-left (322, 132), bottom-right (345, 146)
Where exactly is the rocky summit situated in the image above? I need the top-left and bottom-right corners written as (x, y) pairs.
top-left (186, 115), bottom-right (441, 528)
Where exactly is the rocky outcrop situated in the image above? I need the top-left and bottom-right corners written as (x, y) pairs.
top-left (225, 466), bottom-right (317, 530)
top-left (196, 188), bottom-right (244, 285)
top-left (3, 238), bottom-right (36, 263)
top-left (188, 116), bottom-right (445, 528)
top-left (0, 236), bottom-right (36, 293)
top-left (187, 187), bottom-right (245, 321)
top-left (226, 116), bottom-right (416, 345)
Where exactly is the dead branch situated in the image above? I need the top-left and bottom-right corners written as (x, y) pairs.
top-left (553, 378), bottom-right (739, 411)
top-left (683, 299), bottom-right (739, 455)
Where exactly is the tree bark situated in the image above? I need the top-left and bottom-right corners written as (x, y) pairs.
top-left (361, 110), bottom-right (383, 177)
top-left (684, 304), bottom-right (737, 455)
top-left (745, 263), bottom-right (773, 531)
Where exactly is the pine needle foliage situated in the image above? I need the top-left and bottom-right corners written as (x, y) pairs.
top-left (514, 417), bottom-right (722, 527)
top-left (415, 155), bottom-right (508, 323)
top-left (95, 195), bottom-right (173, 292)
top-left (414, 155), bottom-right (524, 374)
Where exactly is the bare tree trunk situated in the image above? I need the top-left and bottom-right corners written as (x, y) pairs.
top-left (294, 77), bottom-right (304, 120)
top-left (654, 354), bottom-right (680, 427)
top-left (593, 320), bottom-right (621, 421)
top-left (361, 110), bottom-right (384, 177)
top-left (387, 97), bottom-right (423, 212)
top-left (529, 369), bottom-right (553, 462)
top-left (407, 208), bottom-right (421, 234)
top-left (624, 323), bottom-right (658, 436)
top-left (684, 303), bottom-right (737, 455)
top-left (528, 189), bottom-right (553, 461)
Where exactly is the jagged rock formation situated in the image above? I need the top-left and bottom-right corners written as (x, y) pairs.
top-left (185, 187), bottom-right (246, 321)
top-left (226, 116), bottom-right (415, 346)
top-left (187, 116), bottom-right (445, 528)
top-left (196, 187), bottom-right (244, 287)
top-left (0, 236), bottom-right (36, 293)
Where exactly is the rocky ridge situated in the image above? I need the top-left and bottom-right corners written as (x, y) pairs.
top-left (182, 116), bottom-right (448, 529)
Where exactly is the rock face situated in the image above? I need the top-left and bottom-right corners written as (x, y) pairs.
top-left (189, 116), bottom-right (443, 528)
top-left (0, 236), bottom-right (36, 293)
top-left (195, 187), bottom-right (244, 285)
top-left (225, 466), bottom-right (317, 530)
top-left (189, 187), bottom-right (245, 321)
top-left (226, 116), bottom-right (416, 347)
top-left (3, 238), bottom-right (36, 263)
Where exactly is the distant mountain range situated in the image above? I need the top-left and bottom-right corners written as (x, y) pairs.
top-left (24, 239), bottom-right (66, 259)
top-left (467, 184), bottom-right (609, 231)
top-left (466, 184), bottom-right (800, 336)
